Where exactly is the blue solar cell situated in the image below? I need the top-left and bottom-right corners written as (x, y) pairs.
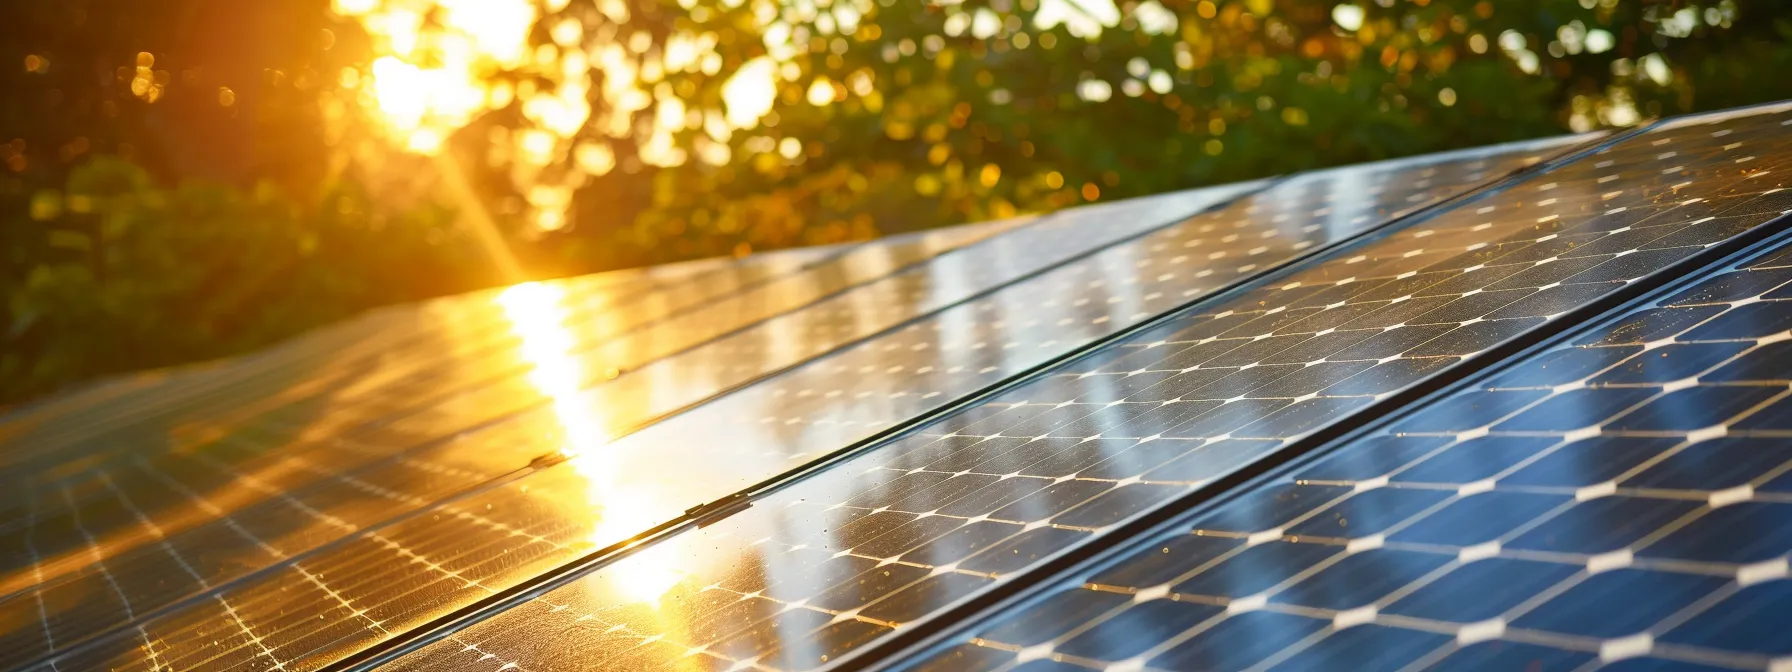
top-left (1148, 610), bottom-right (1329, 670)
top-left (1492, 387), bottom-right (1660, 431)
top-left (1608, 385), bottom-right (1784, 431)
top-left (1268, 622), bottom-right (1452, 670)
top-left (1639, 503), bottom-right (1792, 564)
top-left (1054, 599), bottom-right (1220, 661)
top-left (1280, 487), bottom-right (1456, 539)
top-left (1657, 581), bottom-right (1792, 656)
top-left (1497, 436), bottom-right (1684, 487)
top-left (1390, 389), bottom-right (1552, 432)
top-left (1289, 435), bottom-right (1456, 482)
top-left (1504, 496), bottom-right (1704, 554)
top-left (1429, 641), bottom-right (1596, 669)
top-left (1387, 491), bottom-right (1573, 547)
top-left (1627, 438), bottom-right (1792, 491)
top-left (1272, 549), bottom-right (1455, 610)
top-left (1589, 342), bottom-right (1755, 384)
top-left (1485, 344), bottom-right (1641, 388)
top-left (1382, 557), bottom-right (1581, 622)
top-left (1388, 435), bottom-right (1560, 484)
top-left (1511, 570), bottom-right (1731, 639)
top-left (1170, 540), bottom-right (1342, 598)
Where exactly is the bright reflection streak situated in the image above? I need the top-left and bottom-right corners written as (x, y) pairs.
top-left (495, 283), bottom-right (689, 606)
top-left (495, 283), bottom-right (597, 456)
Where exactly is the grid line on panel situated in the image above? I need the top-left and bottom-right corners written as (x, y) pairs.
top-left (0, 440), bottom-right (544, 672)
top-left (0, 424), bottom-right (496, 607)
top-left (343, 136), bottom-right (1632, 672)
top-left (894, 189), bottom-right (1792, 667)
top-left (18, 445), bottom-right (593, 672)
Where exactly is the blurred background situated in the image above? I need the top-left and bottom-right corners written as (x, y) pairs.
top-left (1, 0), bottom-right (1787, 407)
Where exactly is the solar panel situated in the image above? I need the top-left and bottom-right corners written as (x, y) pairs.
top-left (4, 137), bottom-right (1579, 672)
top-left (303, 137), bottom-right (1651, 672)
top-left (883, 108), bottom-right (1792, 672)
top-left (0, 180), bottom-right (1257, 671)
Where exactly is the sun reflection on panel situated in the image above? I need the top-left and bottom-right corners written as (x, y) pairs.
top-left (495, 282), bottom-right (691, 607)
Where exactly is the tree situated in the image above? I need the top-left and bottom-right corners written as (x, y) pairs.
top-left (2, 0), bottom-right (1789, 405)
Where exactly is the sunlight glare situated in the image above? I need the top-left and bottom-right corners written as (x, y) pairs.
top-left (496, 282), bottom-right (689, 606)
top-left (723, 57), bottom-right (779, 128)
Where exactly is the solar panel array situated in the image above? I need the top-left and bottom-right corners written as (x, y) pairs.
top-left (0, 178), bottom-right (1253, 671)
top-left (7, 136), bottom-right (1573, 672)
top-left (368, 107), bottom-right (1790, 671)
top-left (5, 101), bottom-right (1792, 672)
top-left (0, 137), bottom-right (1572, 672)
top-left (1, 222), bottom-right (1022, 669)
top-left (369, 135), bottom-right (1628, 671)
top-left (892, 105), bottom-right (1792, 672)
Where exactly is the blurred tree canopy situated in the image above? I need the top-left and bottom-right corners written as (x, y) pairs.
top-left (2, 0), bottom-right (1789, 405)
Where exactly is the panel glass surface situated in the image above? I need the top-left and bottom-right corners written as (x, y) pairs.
top-left (895, 108), bottom-right (1792, 672)
top-left (0, 184), bottom-right (1246, 672)
top-left (354, 136), bottom-right (1628, 672)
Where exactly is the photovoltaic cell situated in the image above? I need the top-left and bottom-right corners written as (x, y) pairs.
top-left (0, 180), bottom-right (1266, 671)
top-left (11, 138), bottom-right (1576, 672)
top-left (890, 107), bottom-right (1792, 672)
top-left (342, 136), bottom-right (1649, 672)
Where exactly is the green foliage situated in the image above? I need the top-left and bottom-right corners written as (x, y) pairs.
top-left (528, 0), bottom-right (1792, 267)
top-left (3, 0), bottom-right (1792, 404)
top-left (2, 158), bottom-right (495, 404)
